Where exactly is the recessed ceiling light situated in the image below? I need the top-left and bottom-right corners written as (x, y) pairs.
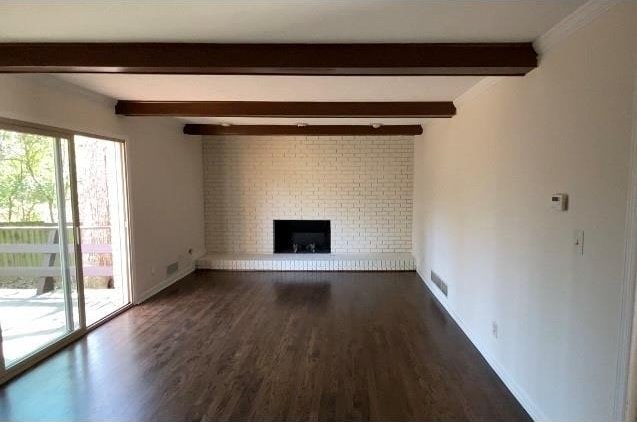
top-left (371, 123), bottom-right (383, 129)
top-left (220, 122), bottom-right (231, 127)
top-left (297, 122), bottom-right (308, 127)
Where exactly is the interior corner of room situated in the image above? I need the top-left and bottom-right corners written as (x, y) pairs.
top-left (0, 1), bottom-right (636, 421)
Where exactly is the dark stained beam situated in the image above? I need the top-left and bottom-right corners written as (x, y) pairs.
top-left (0, 43), bottom-right (537, 76)
top-left (183, 124), bottom-right (423, 136)
top-left (115, 101), bottom-right (456, 118)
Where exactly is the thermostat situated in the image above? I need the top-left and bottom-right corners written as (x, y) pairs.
top-left (551, 193), bottom-right (568, 211)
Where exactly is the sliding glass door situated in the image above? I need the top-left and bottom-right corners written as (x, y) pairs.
top-left (74, 135), bottom-right (130, 326)
top-left (0, 128), bottom-right (81, 367)
top-left (0, 122), bottom-right (131, 381)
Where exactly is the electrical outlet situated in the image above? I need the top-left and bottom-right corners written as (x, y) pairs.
top-left (492, 321), bottom-right (499, 339)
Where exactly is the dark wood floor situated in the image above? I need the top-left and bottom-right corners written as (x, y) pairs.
top-left (0, 271), bottom-right (530, 421)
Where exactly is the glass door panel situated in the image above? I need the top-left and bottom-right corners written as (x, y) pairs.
top-left (74, 135), bottom-right (130, 326)
top-left (0, 129), bottom-right (81, 367)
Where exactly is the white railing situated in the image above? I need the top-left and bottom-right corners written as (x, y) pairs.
top-left (0, 225), bottom-right (113, 280)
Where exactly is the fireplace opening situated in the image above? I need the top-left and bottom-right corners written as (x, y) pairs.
top-left (274, 220), bottom-right (331, 253)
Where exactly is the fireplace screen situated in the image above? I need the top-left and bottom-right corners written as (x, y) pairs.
top-left (274, 220), bottom-right (331, 253)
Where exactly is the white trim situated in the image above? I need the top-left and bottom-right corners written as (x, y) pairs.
top-left (534, 0), bottom-right (624, 55)
top-left (415, 267), bottom-right (545, 422)
top-left (133, 262), bottom-right (197, 304)
top-left (618, 66), bottom-right (637, 422)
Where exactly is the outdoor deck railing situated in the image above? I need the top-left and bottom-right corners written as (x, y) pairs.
top-left (0, 225), bottom-right (113, 283)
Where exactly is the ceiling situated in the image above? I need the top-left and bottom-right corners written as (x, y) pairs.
top-left (0, 0), bottom-right (588, 126)
top-left (0, 1), bottom-right (585, 43)
top-left (53, 75), bottom-right (482, 102)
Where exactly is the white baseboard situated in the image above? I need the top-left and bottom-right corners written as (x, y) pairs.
top-left (415, 267), bottom-right (546, 422)
top-left (134, 264), bottom-right (196, 304)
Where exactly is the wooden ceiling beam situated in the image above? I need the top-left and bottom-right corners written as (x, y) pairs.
top-left (183, 124), bottom-right (423, 136)
top-left (0, 43), bottom-right (537, 76)
top-left (115, 101), bottom-right (456, 118)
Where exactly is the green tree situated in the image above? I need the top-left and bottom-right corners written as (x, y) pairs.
top-left (0, 130), bottom-right (57, 223)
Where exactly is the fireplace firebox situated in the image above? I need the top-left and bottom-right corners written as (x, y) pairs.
top-left (274, 220), bottom-right (331, 253)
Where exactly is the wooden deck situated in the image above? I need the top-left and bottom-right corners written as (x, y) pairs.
top-left (0, 288), bottom-right (123, 365)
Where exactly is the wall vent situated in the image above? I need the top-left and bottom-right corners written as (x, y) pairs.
top-left (431, 270), bottom-right (448, 296)
top-left (166, 262), bottom-right (179, 276)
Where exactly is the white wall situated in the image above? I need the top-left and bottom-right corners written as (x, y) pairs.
top-left (0, 75), bottom-right (205, 303)
top-left (413, 3), bottom-right (637, 421)
top-left (203, 135), bottom-right (413, 254)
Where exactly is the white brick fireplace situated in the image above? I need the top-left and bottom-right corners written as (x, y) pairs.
top-left (197, 135), bottom-right (415, 271)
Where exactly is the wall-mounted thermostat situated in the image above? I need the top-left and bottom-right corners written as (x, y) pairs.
top-left (551, 193), bottom-right (568, 211)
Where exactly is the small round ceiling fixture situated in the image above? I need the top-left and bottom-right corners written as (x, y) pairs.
top-left (220, 122), bottom-right (232, 127)
top-left (297, 122), bottom-right (308, 127)
top-left (371, 123), bottom-right (383, 129)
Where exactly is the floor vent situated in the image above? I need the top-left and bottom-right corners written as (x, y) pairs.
top-left (431, 270), bottom-right (448, 296)
top-left (166, 262), bottom-right (179, 276)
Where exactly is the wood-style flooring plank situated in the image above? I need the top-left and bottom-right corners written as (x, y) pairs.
top-left (0, 271), bottom-right (531, 421)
